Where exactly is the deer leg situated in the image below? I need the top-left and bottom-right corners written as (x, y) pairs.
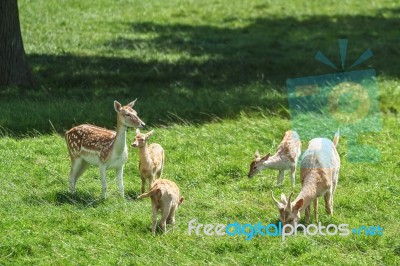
top-left (160, 203), bottom-right (172, 233)
top-left (156, 169), bottom-right (162, 179)
top-left (277, 170), bottom-right (285, 186)
top-left (167, 206), bottom-right (177, 231)
top-left (69, 158), bottom-right (87, 193)
top-left (290, 165), bottom-right (296, 186)
top-left (326, 171), bottom-right (339, 216)
top-left (149, 175), bottom-right (154, 191)
top-left (74, 161), bottom-right (89, 191)
top-left (151, 201), bottom-right (158, 235)
top-left (159, 151), bottom-right (165, 179)
top-left (313, 198), bottom-right (319, 223)
top-left (116, 166), bottom-right (124, 198)
top-left (99, 164), bottom-right (107, 199)
top-left (158, 158), bottom-right (164, 179)
top-left (305, 205), bottom-right (310, 225)
top-left (325, 190), bottom-right (333, 216)
top-left (141, 174), bottom-right (146, 193)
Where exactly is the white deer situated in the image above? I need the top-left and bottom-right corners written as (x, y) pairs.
top-left (271, 131), bottom-right (340, 225)
top-left (65, 100), bottom-right (145, 199)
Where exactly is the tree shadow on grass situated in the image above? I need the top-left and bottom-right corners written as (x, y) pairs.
top-left (1, 9), bottom-right (400, 134)
top-left (27, 11), bottom-right (400, 93)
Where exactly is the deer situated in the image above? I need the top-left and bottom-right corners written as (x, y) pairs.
top-left (248, 130), bottom-right (301, 186)
top-left (65, 99), bottom-right (145, 199)
top-left (271, 131), bottom-right (340, 225)
top-left (131, 129), bottom-right (164, 193)
top-left (138, 179), bottom-right (184, 235)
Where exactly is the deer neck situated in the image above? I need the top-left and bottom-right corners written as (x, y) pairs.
top-left (139, 144), bottom-right (152, 166)
top-left (113, 120), bottom-right (128, 155)
top-left (294, 174), bottom-right (319, 211)
top-left (262, 155), bottom-right (284, 169)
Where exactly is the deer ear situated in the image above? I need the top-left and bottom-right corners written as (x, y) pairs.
top-left (127, 99), bottom-right (137, 108)
top-left (114, 101), bottom-right (122, 112)
top-left (135, 128), bottom-right (140, 134)
top-left (280, 193), bottom-right (287, 204)
top-left (255, 150), bottom-right (260, 159)
top-left (293, 199), bottom-right (304, 211)
top-left (261, 153), bottom-right (270, 161)
top-left (146, 130), bottom-right (154, 138)
top-left (271, 191), bottom-right (284, 209)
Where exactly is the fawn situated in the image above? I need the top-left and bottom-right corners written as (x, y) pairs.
top-left (131, 129), bottom-right (165, 193)
top-left (138, 179), bottom-right (184, 235)
top-left (248, 130), bottom-right (301, 186)
top-left (272, 131), bottom-right (340, 225)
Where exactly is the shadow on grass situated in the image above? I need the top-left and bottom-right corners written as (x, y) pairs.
top-left (23, 191), bottom-right (103, 208)
top-left (129, 218), bottom-right (151, 234)
top-left (125, 190), bottom-right (141, 201)
top-left (213, 166), bottom-right (245, 183)
top-left (26, 13), bottom-right (400, 93)
top-left (54, 191), bottom-right (103, 208)
top-left (1, 9), bottom-right (399, 134)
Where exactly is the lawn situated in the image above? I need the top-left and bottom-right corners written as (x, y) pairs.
top-left (0, 0), bottom-right (399, 265)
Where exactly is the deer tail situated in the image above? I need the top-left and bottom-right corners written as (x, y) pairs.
top-left (137, 185), bottom-right (159, 199)
top-left (333, 129), bottom-right (340, 147)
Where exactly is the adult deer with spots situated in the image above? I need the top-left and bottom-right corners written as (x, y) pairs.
top-left (65, 100), bottom-right (145, 199)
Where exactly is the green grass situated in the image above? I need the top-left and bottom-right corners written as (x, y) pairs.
top-left (1, 0), bottom-right (400, 265)
top-left (1, 0), bottom-right (399, 134)
top-left (0, 115), bottom-right (399, 265)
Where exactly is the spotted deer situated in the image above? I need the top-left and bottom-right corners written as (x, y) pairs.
top-left (138, 179), bottom-right (184, 235)
top-left (248, 130), bottom-right (301, 186)
top-left (271, 131), bottom-right (340, 225)
top-left (131, 129), bottom-right (164, 193)
top-left (65, 100), bottom-right (145, 199)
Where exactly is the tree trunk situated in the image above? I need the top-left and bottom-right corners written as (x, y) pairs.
top-left (0, 0), bottom-right (33, 86)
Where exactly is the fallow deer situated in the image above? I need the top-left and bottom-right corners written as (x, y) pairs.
top-left (131, 129), bottom-right (164, 193)
top-left (138, 179), bottom-right (184, 235)
top-left (248, 130), bottom-right (301, 186)
top-left (271, 131), bottom-right (340, 225)
top-left (65, 100), bottom-right (145, 199)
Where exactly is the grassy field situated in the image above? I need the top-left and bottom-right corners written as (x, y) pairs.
top-left (1, 0), bottom-right (400, 265)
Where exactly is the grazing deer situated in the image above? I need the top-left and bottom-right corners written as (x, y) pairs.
top-left (131, 129), bottom-right (164, 193)
top-left (271, 131), bottom-right (340, 225)
top-left (248, 130), bottom-right (301, 186)
top-left (65, 100), bottom-right (145, 199)
top-left (138, 179), bottom-right (184, 235)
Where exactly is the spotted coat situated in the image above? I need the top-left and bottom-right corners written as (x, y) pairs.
top-left (65, 124), bottom-right (117, 163)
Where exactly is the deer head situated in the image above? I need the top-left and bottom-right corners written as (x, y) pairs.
top-left (114, 99), bottom-right (145, 128)
top-left (248, 150), bottom-right (270, 178)
top-left (131, 129), bottom-right (154, 148)
top-left (271, 191), bottom-right (303, 225)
